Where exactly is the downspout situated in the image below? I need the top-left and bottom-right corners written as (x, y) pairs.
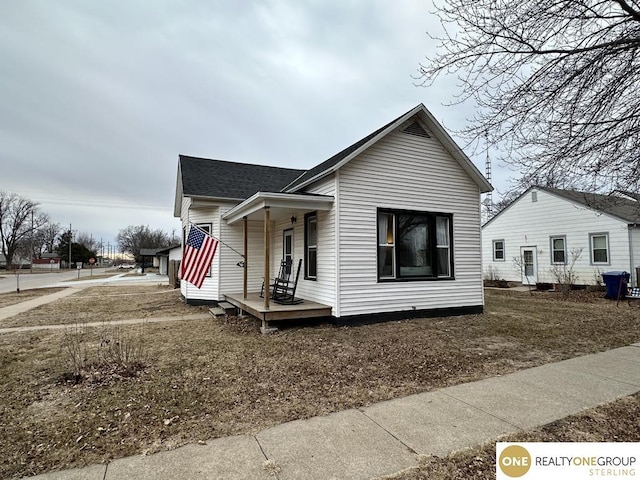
top-left (334, 170), bottom-right (341, 318)
top-left (628, 225), bottom-right (636, 287)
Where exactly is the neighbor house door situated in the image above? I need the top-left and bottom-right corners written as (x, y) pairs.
top-left (283, 229), bottom-right (293, 275)
top-left (520, 247), bottom-right (537, 285)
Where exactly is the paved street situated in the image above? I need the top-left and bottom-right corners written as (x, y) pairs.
top-left (0, 268), bottom-right (168, 294)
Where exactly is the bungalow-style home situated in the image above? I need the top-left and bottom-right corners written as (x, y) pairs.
top-left (482, 186), bottom-right (640, 287)
top-left (174, 104), bottom-right (492, 328)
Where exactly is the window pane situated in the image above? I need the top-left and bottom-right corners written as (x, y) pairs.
top-left (378, 213), bottom-right (394, 245)
top-left (308, 249), bottom-right (317, 277)
top-left (436, 216), bottom-right (449, 246)
top-left (553, 250), bottom-right (565, 263)
top-left (553, 238), bottom-right (564, 250)
top-left (378, 246), bottom-right (394, 277)
top-left (592, 236), bottom-right (606, 249)
top-left (437, 248), bottom-right (450, 277)
top-left (398, 214), bottom-right (431, 277)
top-left (593, 250), bottom-right (607, 262)
top-left (308, 217), bottom-right (317, 245)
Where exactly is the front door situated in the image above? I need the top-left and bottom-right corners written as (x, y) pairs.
top-left (283, 229), bottom-right (293, 275)
top-left (520, 247), bottom-right (538, 285)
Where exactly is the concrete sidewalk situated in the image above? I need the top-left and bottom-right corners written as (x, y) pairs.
top-left (0, 287), bottom-right (87, 321)
top-left (24, 343), bottom-right (640, 480)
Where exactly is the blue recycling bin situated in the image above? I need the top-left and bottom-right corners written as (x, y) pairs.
top-left (601, 271), bottom-right (630, 299)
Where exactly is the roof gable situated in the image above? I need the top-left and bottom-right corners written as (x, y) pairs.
top-left (483, 186), bottom-right (640, 228)
top-left (283, 104), bottom-right (492, 193)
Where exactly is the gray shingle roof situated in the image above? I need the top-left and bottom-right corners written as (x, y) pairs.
top-left (541, 187), bottom-right (640, 223)
top-left (179, 155), bottom-right (306, 200)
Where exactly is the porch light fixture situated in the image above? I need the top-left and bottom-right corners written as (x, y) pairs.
top-left (290, 215), bottom-right (297, 224)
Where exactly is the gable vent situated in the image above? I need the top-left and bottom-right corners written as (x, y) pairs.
top-left (402, 121), bottom-right (430, 138)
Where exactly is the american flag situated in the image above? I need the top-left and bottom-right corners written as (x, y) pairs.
top-left (181, 225), bottom-right (218, 289)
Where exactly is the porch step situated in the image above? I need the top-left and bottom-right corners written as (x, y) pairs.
top-left (210, 301), bottom-right (237, 318)
top-left (209, 307), bottom-right (225, 318)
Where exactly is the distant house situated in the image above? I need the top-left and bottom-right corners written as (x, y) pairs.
top-left (32, 253), bottom-right (61, 270)
top-left (174, 104), bottom-right (492, 327)
top-left (482, 186), bottom-right (640, 286)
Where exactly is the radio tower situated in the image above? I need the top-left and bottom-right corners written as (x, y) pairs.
top-left (484, 132), bottom-right (493, 220)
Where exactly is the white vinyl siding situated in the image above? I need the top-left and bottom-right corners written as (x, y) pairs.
top-left (336, 127), bottom-right (483, 317)
top-left (483, 189), bottom-right (631, 285)
top-left (297, 175), bottom-right (337, 308)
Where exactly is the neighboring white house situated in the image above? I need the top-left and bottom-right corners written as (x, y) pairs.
top-left (482, 186), bottom-right (640, 286)
top-left (174, 104), bottom-right (492, 326)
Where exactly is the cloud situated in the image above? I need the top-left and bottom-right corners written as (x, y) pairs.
top-left (0, 0), bottom-right (498, 245)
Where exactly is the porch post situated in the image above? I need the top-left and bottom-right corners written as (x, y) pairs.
top-left (243, 215), bottom-right (248, 299)
top-left (264, 207), bottom-right (270, 310)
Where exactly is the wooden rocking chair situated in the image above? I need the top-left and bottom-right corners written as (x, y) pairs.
top-left (272, 258), bottom-right (304, 305)
top-left (260, 258), bottom-right (292, 298)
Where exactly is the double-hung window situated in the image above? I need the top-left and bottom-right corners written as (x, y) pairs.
top-left (550, 236), bottom-right (566, 264)
top-left (377, 209), bottom-right (453, 280)
top-left (493, 240), bottom-right (505, 261)
top-left (304, 212), bottom-right (317, 279)
top-left (590, 233), bottom-right (609, 264)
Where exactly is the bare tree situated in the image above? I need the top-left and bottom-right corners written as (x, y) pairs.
top-left (117, 225), bottom-right (170, 261)
top-left (419, 0), bottom-right (640, 194)
top-left (39, 221), bottom-right (61, 255)
top-left (0, 192), bottom-right (49, 266)
top-left (75, 232), bottom-right (98, 252)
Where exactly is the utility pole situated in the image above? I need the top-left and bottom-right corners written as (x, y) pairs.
top-left (30, 210), bottom-right (34, 274)
top-left (68, 223), bottom-right (72, 269)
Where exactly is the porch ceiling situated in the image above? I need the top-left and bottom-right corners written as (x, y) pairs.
top-left (222, 191), bottom-right (334, 225)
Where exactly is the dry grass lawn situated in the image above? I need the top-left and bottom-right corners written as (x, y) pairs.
top-left (0, 287), bottom-right (639, 478)
top-left (0, 285), bottom-right (207, 328)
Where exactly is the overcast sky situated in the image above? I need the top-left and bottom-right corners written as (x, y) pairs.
top-left (1, 0), bottom-right (511, 251)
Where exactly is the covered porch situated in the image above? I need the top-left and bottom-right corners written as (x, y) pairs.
top-left (221, 191), bottom-right (334, 330)
top-left (223, 292), bottom-right (332, 330)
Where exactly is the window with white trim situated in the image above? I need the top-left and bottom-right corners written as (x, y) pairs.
top-left (377, 209), bottom-right (453, 280)
top-left (493, 240), bottom-right (505, 261)
top-left (550, 236), bottom-right (566, 264)
top-left (590, 233), bottom-right (609, 264)
top-left (304, 212), bottom-right (317, 279)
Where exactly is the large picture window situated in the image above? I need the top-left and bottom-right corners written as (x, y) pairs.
top-left (377, 209), bottom-right (453, 280)
top-left (304, 212), bottom-right (317, 280)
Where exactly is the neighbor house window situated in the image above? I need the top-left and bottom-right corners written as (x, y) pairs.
top-left (377, 209), bottom-right (453, 280)
top-left (304, 212), bottom-right (317, 279)
top-left (550, 236), bottom-right (566, 264)
top-left (493, 240), bottom-right (505, 261)
top-left (590, 233), bottom-right (609, 264)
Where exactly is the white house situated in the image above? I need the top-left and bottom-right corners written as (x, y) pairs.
top-left (174, 104), bottom-right (492, 328)
top-left (482, 186), bottom-right (640, 286)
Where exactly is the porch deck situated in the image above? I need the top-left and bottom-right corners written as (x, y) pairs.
top-left (223, 293), bottom-right (332, 323)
